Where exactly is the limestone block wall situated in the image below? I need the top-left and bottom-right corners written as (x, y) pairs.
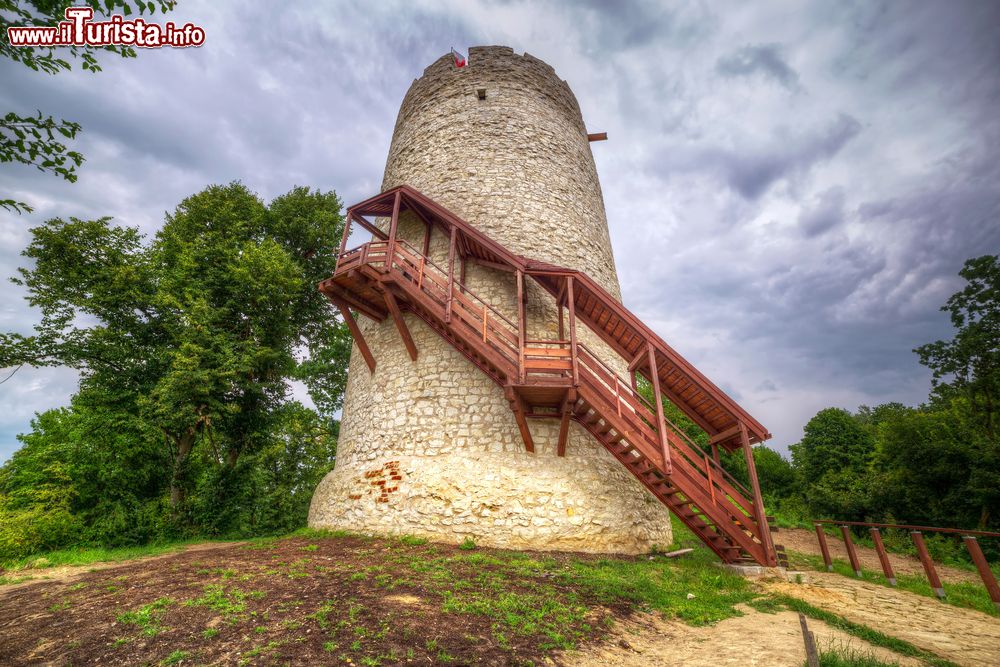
top-left (309, 46), bottom-right (672, 553)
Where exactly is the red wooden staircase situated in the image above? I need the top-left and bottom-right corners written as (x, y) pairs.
top-left (321, 185), bottom-right (780, 566)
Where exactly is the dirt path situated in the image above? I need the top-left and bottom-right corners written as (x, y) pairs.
top-left (563, 605), bottom-right (922, 666)
top-left (778, 528), bottom-right (981, 584)
top-left (0, 542), bottom-right (242, 591)
top-left (763, 572), bottom-right (1000, 666)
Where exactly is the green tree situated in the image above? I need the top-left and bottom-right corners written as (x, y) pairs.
top-left (1, 1), bottom-right (176, 212)
top-left (790, 408), bottom-right (875, 520)
top-left (915, 255), bottom-right (999, 439)
top-left (1, 182), bottom-right (348, 515)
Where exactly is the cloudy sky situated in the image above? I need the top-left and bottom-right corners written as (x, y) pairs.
top-left (2, 0), bottom-right (998, 462)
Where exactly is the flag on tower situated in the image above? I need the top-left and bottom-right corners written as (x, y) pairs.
top-left (451, 48), bottom-right (467, 68)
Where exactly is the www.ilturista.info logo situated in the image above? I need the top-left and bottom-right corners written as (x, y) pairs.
top-left (6, 6), bottom-right (205, 49)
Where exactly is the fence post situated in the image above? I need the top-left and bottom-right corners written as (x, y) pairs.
top-left (869, 528), bottom-right (896, 586)
top-left (963, 536), bottom-right (1000, 612)
top-left (840, 525), bottom-right (863, 577)
top-left (910, 531), bottom-right (946, 599)
top-left (815, 524), bottom-right (833, 571)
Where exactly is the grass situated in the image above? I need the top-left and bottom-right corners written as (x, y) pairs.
top-left (116, 597), bottom-right (175, 637)
top-left (792, 550), bottom-right (999, 617)
top-left (814, 643), bottom-right (902, 666)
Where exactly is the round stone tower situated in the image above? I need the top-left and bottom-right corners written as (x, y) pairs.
top-left (309, 46), bottom-right (672, 553)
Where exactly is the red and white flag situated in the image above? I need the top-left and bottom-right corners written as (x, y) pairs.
top-left (451, 48), bottom-right (467, 68)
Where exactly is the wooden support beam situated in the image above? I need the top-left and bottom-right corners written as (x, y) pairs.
top-left (385, 191), bottom-right (402, 271)
top-left (337, 212), bottom-right (352, 259)
top-left (517, 269), bottom-right (526, 383)
top-left (446, 226), bottom-right (457, 323)
top-left (350, 212), bottom-right (388, 240)
top-left (471, 257), bottom-right (517, 273)
top-left (963, 536), bottom-right (1000, 611)
top-left (332, 298), bottom-right (375, 373)
top-left (911, 531), bottom-right (946, 599)
top-left (383, 291), bottom-right (417, 361)
top-left (840, 525), bottom-right (863, 577)
top-left (648, 346), bottom-right (671, 475)
top-left (556, 389), bottom-right (576, 457)
top-left (422, 219), bottom-right (431, 257)
top-left (814, 524), bottom-right (833, 571)
top-left (587, 132), bottom-right (608, 142)
top-left (709, 424), bottom-right (742, 445)
top-left (567, 276), bottom-right (579, 386)
top-left (505, 386), bottom-right (534, 453)
top-left (320, 285), bottom-right (384, 322)
top-left (628, 344), bottom-right (648, 372)
top-left (870, 528), bottom-right (897, 586)
top-left (741, 421), bottom-right (776, 565)
top-left (711, 442), bottom-right (721, 466)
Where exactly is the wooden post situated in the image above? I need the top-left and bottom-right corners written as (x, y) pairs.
top-left (740, 421), bottom-right (776, 564)
top-left (840, 525), bottom-right (863, 577)
top-left (422, 219), bottom-right (431, 257)
top-left (334, 301), bottom-right (375, 373)
top-left (911, 531), bottom-right (946, 599)
top-left (446, 227), bottom-right (457, 322)
top-left (336, 213), bottom-right (353, 265)
top-left (799, 613), bottom-right (820, 667)
top-left (704, 454), bottom-right (716, 505)
top-left (647, 345), bottom-right (671, 475)
top-left (556, 390), bottom-right (574, 458)
top-left (711, 442), bottom-right (721, 467)
top-left (385, 191), bottom-right (401, 272)
top-left (814, 524), bottom-right (833, 571)
top-left (383, 291), bottom-right (417, 362)
top-left (566, 276), bottom-right (578, 386)
top-left (558, 303), bottom-right (564, 340)
top-left (869, 528), bottom-right (896, 586)
top-left (963, 536), bottom-right (1000, 611)
top-left (516, 269), bottom-right (525, 383)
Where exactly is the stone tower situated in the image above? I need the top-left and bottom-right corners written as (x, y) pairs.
top-left (309, 46), bottom-right (672, 553)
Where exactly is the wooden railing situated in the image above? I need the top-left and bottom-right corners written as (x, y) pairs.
top-left (812, 519), bottom-right (1000, 610)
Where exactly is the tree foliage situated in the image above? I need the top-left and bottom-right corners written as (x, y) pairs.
top-left (0, 182), bottom-right (349, 560)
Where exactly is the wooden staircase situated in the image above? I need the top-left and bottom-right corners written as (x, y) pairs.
top-left (321, 185), bottom-right (780, 566)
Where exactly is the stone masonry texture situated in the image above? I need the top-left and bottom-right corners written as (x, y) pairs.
top-left (309, 46), bottom-right (672, 553)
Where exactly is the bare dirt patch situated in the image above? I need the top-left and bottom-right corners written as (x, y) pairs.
top-left (563, 605), bottom-right (922, 667)
top-left (0, 535), bottom-right (624, 666)
top-left (763, 572), bottom-right (1000, 666)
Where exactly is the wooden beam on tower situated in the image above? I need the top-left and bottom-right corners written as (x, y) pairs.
top-left (446, 226), bottom-right (457, 323)
top-left (648, 346), bottom-right (672, 475)
top-left (740, 421), bottom-right (776, 565)
top-left (505, 386), bottom-right (534, 453)
top-left (516, 269), bottom-right (526, 383)
top-left (628, 344), bottom-right (648, 372)
top-left (331, 297), bottom-right (376, 373)
top-left (567, 276), bottom-right (579, 385)
top-left (556, 389), bottom-right (576, 457)
top-left (587, 132), bottom-right (608, 142)
top-left (383, 291), bottom-right (417, 361)
top-left (385, 191), bottom-right (402, 270)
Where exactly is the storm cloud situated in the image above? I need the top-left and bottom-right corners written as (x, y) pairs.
top-left (2, 0), bottom-right (999, 460)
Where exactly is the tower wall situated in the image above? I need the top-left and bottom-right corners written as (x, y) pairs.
top-left (309, 47), bottom-right (672, 553)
